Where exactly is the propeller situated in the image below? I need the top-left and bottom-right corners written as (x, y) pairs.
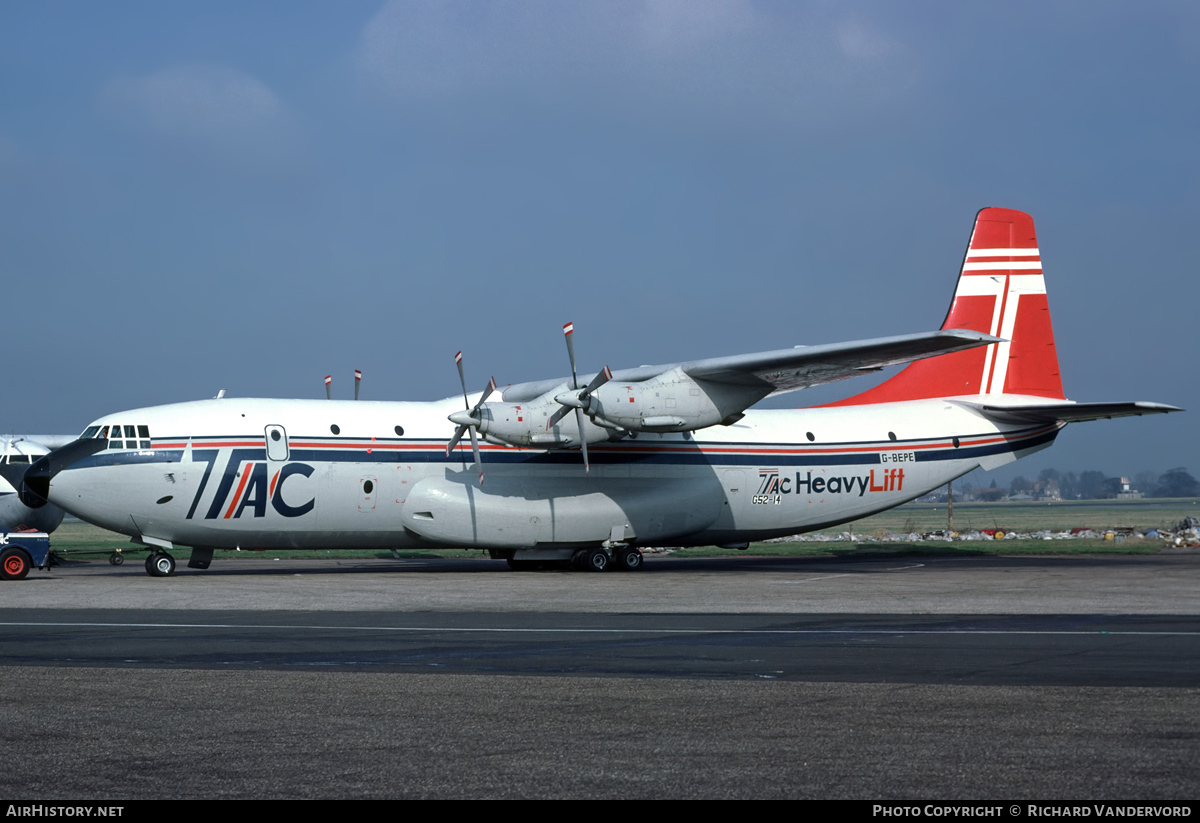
top-left (445, 351), bottom-right (496, 484)
top-left (547, 322), bottom-right (611, 475)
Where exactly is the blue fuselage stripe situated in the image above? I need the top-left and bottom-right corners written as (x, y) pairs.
top-left (64, 425), bottom-right (1057, 471)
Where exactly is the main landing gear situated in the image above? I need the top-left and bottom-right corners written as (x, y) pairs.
top-left (613, 546), bottom-right (644, 571)
top-left (144, 551), bottom-right (176, 577)
top-left (504, 546), bottom-right (645, 572)
top-left (573, 546), bottom-right (644, 572)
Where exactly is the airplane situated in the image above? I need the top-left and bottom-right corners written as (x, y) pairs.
top-left (15, 208), bottom-right (1180, 578)
top-left (0, 434), bottom-right (76, 534)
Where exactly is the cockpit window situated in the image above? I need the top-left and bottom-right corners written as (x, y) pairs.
top-left (7, 455), bottom-right (30, 464)
top-left (82, 426), bottom-right (101, 439)
top-left (103, 423), bottom-right (152, 450)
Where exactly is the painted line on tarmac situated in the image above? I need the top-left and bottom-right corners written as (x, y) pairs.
top-left (0, 621), bottom-right (1197, 637)
top-left (771, 562), bottom-right (925, 583)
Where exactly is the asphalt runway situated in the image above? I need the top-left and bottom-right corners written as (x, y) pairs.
top-left (2, 552), bottom-right (1198, 799)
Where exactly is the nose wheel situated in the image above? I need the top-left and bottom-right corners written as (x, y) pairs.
top-left (144, 551), bottom-right (176, 577)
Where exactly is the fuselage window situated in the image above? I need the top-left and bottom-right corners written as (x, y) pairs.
top-left (394, 426), bottom-right (404, 437)
top-left (330, 424), bottom-right (341, 435)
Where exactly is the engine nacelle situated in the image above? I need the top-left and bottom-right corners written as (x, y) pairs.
top-left (582, 368), bottom-right (765, 433)
top-left (472, 395), bottom-right (619, 449)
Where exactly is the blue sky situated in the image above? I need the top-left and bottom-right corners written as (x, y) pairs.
top-left (1, 1), bottom-right (1196, 482)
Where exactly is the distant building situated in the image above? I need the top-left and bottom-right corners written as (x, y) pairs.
top-left (1117, 477), bottom-right (1143, 500)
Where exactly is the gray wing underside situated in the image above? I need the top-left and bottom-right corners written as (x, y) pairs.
top-left (501, 329), bottom-right (998, 402)
top-left (680, 329), bottom-right (1000, 395)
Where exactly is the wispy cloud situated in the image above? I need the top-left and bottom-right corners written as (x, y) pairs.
top-left (354, 0), bottom-right (916, 129)
top-left (99, 65), bottom-right (302, 171)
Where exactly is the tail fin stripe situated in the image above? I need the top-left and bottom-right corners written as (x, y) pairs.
top-left (987, 289), bottom-right (1022, 395)
top-left (962, 261), bottom-right (1043, 271)
top-left (955, 275), bottom-right (1044, 297)
top-left (983, 276), bottom-right (1013, 393)
top-left (968, 248), bottom-right (1040, 257)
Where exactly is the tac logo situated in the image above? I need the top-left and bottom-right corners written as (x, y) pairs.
top-left (758, 468), bottom-right (906, 498)
top-left (186, 451), bottom-right (315, 520)
top-left (758, 469), bottom-right (790, 495)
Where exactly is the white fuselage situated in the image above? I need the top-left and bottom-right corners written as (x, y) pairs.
top-left (46, 396), bottom-right (1060, 552)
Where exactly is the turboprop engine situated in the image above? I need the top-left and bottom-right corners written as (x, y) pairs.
top-left (558, 366), bottom-right (761, 433)
top-left (452, 394), bottom-right (619, 449)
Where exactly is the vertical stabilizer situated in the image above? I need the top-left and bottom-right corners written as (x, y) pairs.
top-left (827, 207), bottom-right (1065, 406)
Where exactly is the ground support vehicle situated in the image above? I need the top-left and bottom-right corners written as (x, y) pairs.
top-left (0, 532), bottom-right (51, 580)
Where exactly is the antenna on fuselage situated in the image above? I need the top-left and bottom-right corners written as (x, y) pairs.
top-left (324, 375), bottom-right (332, 400)
top-left (355, 370), bottom-right (361, 400)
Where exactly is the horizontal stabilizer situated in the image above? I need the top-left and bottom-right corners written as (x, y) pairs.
top-left (959, 400), bottom-right (1183, 424)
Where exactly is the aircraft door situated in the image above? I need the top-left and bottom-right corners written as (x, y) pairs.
top-left (265, 425), bottom-right (289, 461)
top-left (723, 470), bottom-right (745, 500)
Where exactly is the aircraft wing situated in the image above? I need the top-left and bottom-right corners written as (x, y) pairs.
top-left (500, 329), bottom-right (999, 402)
top-left (958, 400), bottom-right (1183, 424)
top-left (679, 329), bottom-right (1001, 394)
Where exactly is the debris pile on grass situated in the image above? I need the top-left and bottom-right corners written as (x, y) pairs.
top-left (769, 517), bottom-right (1200, 547)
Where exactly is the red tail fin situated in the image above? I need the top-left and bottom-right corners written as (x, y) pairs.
top-left (827, 207), bottom-right (1065, 406)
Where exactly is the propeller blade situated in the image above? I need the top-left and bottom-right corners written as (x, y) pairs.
top-left (455, 351), bottom-right (469, 408)
top-left (467, 425), bottom-right (483, 484)
top-left (472, 377), bottom-right (497, 413)
top-left (547, 403), bottom-right (572, 430)
top-left (448, 352), bottom-right (490, 482)
top-left (563, 322), bottom-right (578, 389)
top-left (575, 408), bottom-right (590, 476)
top-left (580, 365), bottom-right (613, 412)
top-left (446, 424), bottom-right (467, 457)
